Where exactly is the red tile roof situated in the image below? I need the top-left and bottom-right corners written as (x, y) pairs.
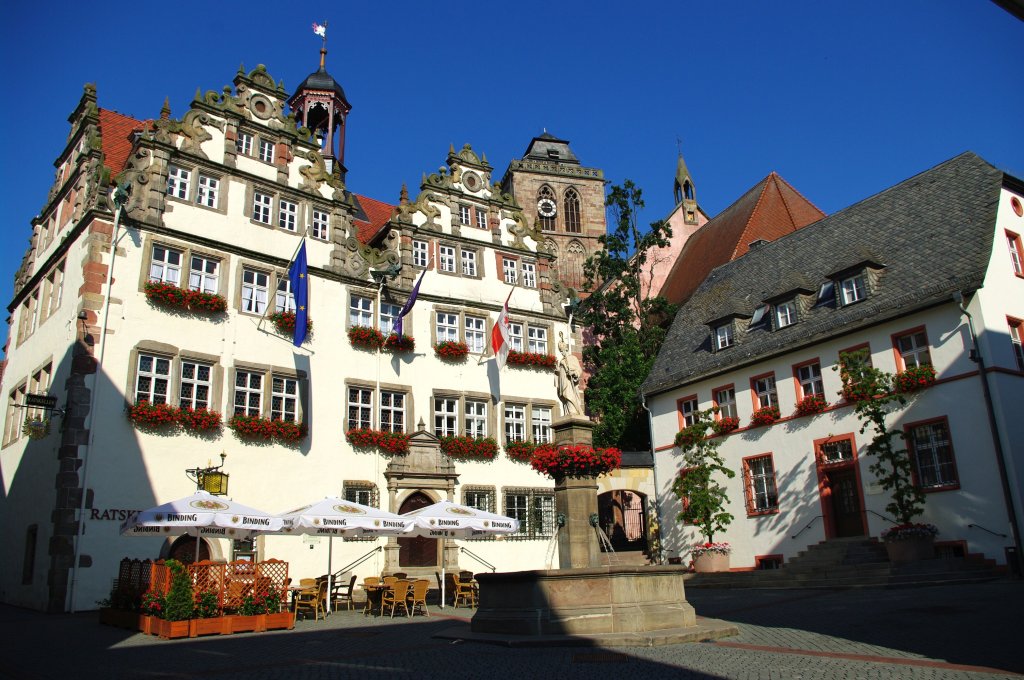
top-left (98, 108), bottom-right (144, 178)
top-left (659, 172), bottom-right (825, 305)
top-left (353, 193), bottom-right (396, 243)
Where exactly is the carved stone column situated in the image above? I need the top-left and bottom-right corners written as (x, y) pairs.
top-left (551, 416), bottom-right (600, 569)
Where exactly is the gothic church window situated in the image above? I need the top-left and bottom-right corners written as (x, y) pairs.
top-left (564, 187), bottom-right (581, 233)
top-left (562, 241), bottom-right (585, 290)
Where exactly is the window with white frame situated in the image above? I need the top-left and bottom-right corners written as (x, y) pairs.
top-left (522, 262), bottom-right (536, 288)
top-left (312, 208), bottom-right (330, 240)
top-left (271, 376), bottom-right (298, 422)
top-left (258, 138), bottom-right (275, 163)
top-left (1007, 231), bottom-right (1023, 276)
top-left (458, 205), bottom-right (471, 226)
top-left (465, 400), bottom-right (487, 437)
top-left (907, 420), bottom-right (958, 489)
top-left (504, 403), bottom-right (526, 443)
top-left (465, 316), bottom-right (486, 353)
top-left (47, 261), bottom-right (64, 317)
top-left (413, 240), bottom-right (429, 268)
top-left (461, 250), bottom-right (477, 276)
top-left (196, 174), bottom-right (219, 208)
top-left (504, 488), bottom-right (555, 540)
top-left (464, 487), bottom-right (495, 513)
top-left (753, 375), bottom-right (778, 409)
top-left (236, 132), bottom-right (253, 156)
top-left (347, 387), bottom-right (373, 430)
top-left (350, 295), bottom-right (373, 328)
top-left (1010, 319), bottom-right (1024, 371)
top-left (744, 455), bottom-right (779, 513)
top-left (840, 274), bottom-right (866, 305)
top-left (380, 391), bottom-right (405, 433)
top-left (503, 258), bottom-right (517, 284)
top-left (436, 312), bottom-right (459, 342)
top-left (28, 291), bottom-right (39, 337)
top-left (5, 384), bottom-right (26, 445)
top-left (508, 322), bottom-right (524, 351)
top-left (188, 255), bottom-right (219, 294)
top-left (278, 199), bottom-right (298, 232)
top-left (434, 397), bottom-right (458, 437)
top-left (532, 406), bottom-right (552, 444)
top-left (380, 302), bottom-right (401, 335)
top-left (715, 387), bottom-right (736, 420)
top-left (150, 246), bottom-right (182, 285)
top-left (527, 326), bottom-right (548, 354)
top-left (275, 278), bottom-right (295, 313)
top-left (135, 354), bottom-right (171, 404)
top-left (234, 370), bottom-right (263, 416)
top-left (797, 362), bottom-right (824, 397)
top-left (166, 166), bottom-right (190, 200)
top-left (715, 323), bottom-right (734, 350)
top-left (253, 191), bottom-right (272, 224)
top-left (895, 330), bottom-right (932, 368)
top-left (679, 397), bottom-right (698, 427)
top-left (475, 208), bottom-right (487, 229)
top-left (343, 481), bottom-right (378, 508)
top-left (439, 245), bottom-right (456, 273)
top-left (27, 364), bottom-right (52, 425)
top-left (179, 360), bottom-right (211, 410)
top-left (775, 301), bottom-right (796, 328)
top-left (241, 269), bottom-right (269, 314)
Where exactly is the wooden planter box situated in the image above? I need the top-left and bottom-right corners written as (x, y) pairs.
top-left (264, 611), bottom-right (294, 631)
top-left (98, 608), bottom-right (144, 630)
top-left (154, 618), bottom-right (191, 639)
top-left (228, 614), bottom-right (263, 633)
top-left (189, 616), bottom-right (230, 637)
top-left (139, 614), bottom-right (155, 635)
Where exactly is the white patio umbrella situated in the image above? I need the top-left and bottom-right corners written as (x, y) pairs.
top-left (402, 500), bottom-right (519, 607)
top-left (120, 490), bottom-right (284, 561)
top-left (275, 497), bottom-right (416, 612)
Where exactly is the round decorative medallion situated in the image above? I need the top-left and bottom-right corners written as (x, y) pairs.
top-left (538, 198), bottom-right (557, 218)
top-left (462, 171), bottom-right (481, 192)
top-left (249, 95), bottom-right (274, 120)
top-left (1012, 196), bottom-right (1023, 217)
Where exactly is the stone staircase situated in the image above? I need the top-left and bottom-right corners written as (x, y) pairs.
top-left (599, 549), bottom-right (650, 567)
top-left (685, 537), bottom-right (1003, 589)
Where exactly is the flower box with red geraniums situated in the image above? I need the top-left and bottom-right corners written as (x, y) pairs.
top-left (439, 435), bottom-right (499, 461)
top-left (894, 365), bottom-right (936, 393)
top-left (712, 416), bottom-right (740, 435)
top-left (127, 401), bottom-right (179, 427)
top-left (271, 419), bottom-right (308, 443)
top-left (383, 334), bottom-right (415, 353)
top-left (228, 415), bottom-right (307, 442)
top-left (268, 311), bottom-right (313, 338)
top-left (504, 440), bottom-right (536, 463)
top-left (348, 326), bottom-right (385, 350)
top-left (794, 394), bottom-right (828, 417)
top-left (749, 405), bottom-right (781, 427)
top-left (433, 340), bottom-right (469, 361)
top-left (144, 281), bottom-right (227, 314)
top-left (345, 428), bottom-right (410, 456)
top-left (178, 407), bottom-right (222, 432)
top-left (530, 444), bottom-right (623, 480)
top-left (506, 350), bottom-right (557, 369)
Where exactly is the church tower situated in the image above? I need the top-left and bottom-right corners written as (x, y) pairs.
top-left (501, 132), bottom-right (606, 297)
top-left (288, 48), bottom-right (351, 179)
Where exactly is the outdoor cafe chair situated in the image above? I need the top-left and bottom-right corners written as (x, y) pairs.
top-left (382, 579), bottom-right (412, 618)
top-left (407, 579), bottom-right (430, 617)
top-left (452, 573), bottom-right (478, 608)
top-left (331, 573), bottom-right (358, 611)
top-left (294, 580), bottom-right (328, 621)
top-left (361, 577), bottom-right (382, 616)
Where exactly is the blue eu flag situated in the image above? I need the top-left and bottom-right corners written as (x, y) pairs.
top-left (288, 240), bottom-right (309, 347)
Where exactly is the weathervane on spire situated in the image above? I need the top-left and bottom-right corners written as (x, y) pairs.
top-left (312, 21), bottom-right (328, 68)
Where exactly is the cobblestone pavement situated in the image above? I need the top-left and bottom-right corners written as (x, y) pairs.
top-left (1, 582), bottom-right (1020, 679)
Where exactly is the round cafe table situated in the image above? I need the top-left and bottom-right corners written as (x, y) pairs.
top-left (361, 583), bottom-right (389, 616)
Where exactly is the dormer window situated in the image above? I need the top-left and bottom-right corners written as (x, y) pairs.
top-left (775, 301), bottom-right (797, 328)
top-left (715, 324), bottom-right (734, 350)
top-left (840, 274), bottom-right (866, 305)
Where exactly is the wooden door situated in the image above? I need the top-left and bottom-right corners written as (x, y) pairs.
top-left (168, 535), bottom-right (210, 564)
top-left (826, 469), bottom-right (865, 538)
top-left (398, 492), bottom-right (437, 567)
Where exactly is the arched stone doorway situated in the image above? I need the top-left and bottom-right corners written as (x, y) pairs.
top-left (398, 492), bottom-right (437, 568)
top-left (167, 535), bottom-right (210, 564)
top-left (597, 490), bottom-right (648, 553)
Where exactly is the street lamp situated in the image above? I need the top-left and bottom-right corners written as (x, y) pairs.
top-left (186, 452), bottom-right (229, 495)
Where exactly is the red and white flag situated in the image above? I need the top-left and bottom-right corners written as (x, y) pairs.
top-left (312, 22), bottom-right (327, 38)
top-left (491, 290), bottom-right (512, 370)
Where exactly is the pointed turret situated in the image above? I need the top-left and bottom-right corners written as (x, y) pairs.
top-left (673, 150), bottom-right (699, 225)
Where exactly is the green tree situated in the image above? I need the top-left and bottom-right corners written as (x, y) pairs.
top-left (578, 180), bottom-right (675, 448)
top-left (671, 409), bottom-right (735, 542)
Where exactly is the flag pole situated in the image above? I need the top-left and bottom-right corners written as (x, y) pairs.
top-left (257, 228), bottom-right (309, 332)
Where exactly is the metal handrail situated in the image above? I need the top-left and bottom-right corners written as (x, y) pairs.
top-left (865, 509), bottom-right (898, 526)
top-left (332, 546), bottom-right (382, 579)
top-left (968, 523), bottom-right (1008, 538)
top-left (459, 547), bottom-right (496, 572)
top-left (791, 515), bottom-right (822, 539)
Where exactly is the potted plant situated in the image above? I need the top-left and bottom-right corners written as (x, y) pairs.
top-left (433, 340), bottom-right (469, 361)
top-left (690, 542), bottom-right (732, 573)
top-left (22, 417), bottom-right (50, 440)
top-left (348, 326), bottom-right (385, 351)
top-left (529, 444), bottom-right (622, 480)
top-left (794, 394), bottom-right (828, 417)
top-left (504, 440), bottom-right (536, 463)
top-left (671, 409), bottom-right (736, 572)
top-left (189, 590), bottom-right (225, 637)
top-left (268, 310), bottom-right (313, 340)
top-left (749, 405), bottom-right (781, 427)
top-left (154, 559), bottom-right (193, 639)
top-left (837, 351), bottom-right (934, 562)
top-left (439, 435), bottom-right (499, 461)
top-left (383, 333), bottom-right (415, 353)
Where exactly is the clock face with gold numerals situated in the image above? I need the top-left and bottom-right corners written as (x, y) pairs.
top-left (537, 198), bottom-right (556, 218)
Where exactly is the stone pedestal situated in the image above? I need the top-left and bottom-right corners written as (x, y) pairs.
top-left (555, 476), bottom-right (601, 569)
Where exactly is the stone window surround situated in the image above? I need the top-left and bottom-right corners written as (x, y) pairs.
top-left (232, 257), bottom-right (290, 318)
top-left (430, 388), bottom-right (496, 438)
top-left (345, 378), bottom-right (415, 433)
top-left (431, 304), bottom-right (492, 354)
top-left (504, 316), bottom-right (554, 355)
top-left (139, 234), bottom-right (231, 300)
top-left (234, 126), bottom-right (287, 168)
top-left (16, 259), bottom-right (64, 348)
top-left (125, 341), bottom-right (225, 413)
top-left (243, 182), bottom-right (310, 233)
top-left (499, 396), bottom-right (559, 444)
top-left (346, 289), bottom-right (412, 333)
top-left (434, 240), bottom-right (483, 281)
top-left (3, 381), bottom-right (28, 447)
top-left (227, 360), bottom-right (308, 421)
top-left (163, 160), bottom-right (230, 217)
top-left (462, 485), bottom-right (498, 540)
top-left (502, 486), bottom-right (556, 540)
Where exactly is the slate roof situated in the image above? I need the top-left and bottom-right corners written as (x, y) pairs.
top-left (642, 152), bottom-right (1005, 397)
top-left (291, 67), bottom-right (349, 107)
top-left (98, 108), bottom-right (145, 177)
top-left (521, 132), bottom-right (580, 165)
top-left (659, 172), bottom-right (825, 305)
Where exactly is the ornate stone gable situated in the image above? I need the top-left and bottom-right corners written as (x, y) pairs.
top-left (384, 428), bottom-right (456, 482)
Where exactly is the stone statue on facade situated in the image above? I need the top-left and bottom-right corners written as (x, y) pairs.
top-left (556, 332), bottom-right (584, 416)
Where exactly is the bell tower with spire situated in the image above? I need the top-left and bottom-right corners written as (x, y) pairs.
top-left (673, 148), bottom-right (699, 225)
top-left (288, 41), bottom-right (351, 180)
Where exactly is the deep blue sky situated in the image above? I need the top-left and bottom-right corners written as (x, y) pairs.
top-left (2, 1), bottom-right (1021, 337)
